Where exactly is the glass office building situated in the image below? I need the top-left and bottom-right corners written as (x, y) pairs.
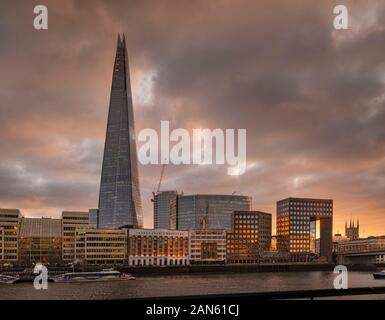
top-left (153, 191), bottom-right (178, 229)
top-left (276, 197), bottom-right (333, 262)
top-left (98, 34), bottom-right (143, 229)
top-left (177, 194), bottom-right (252, 230)
top-left (19, 217), bottom-right (62, 266)
top-left (227, 211), bottom-right (272, 264)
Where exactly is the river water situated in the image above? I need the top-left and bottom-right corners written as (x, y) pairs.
top-left (1, 271), bottom-right (384, 300)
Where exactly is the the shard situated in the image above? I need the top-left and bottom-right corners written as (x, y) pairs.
top-left (98, 34), bottom-right (143, 229)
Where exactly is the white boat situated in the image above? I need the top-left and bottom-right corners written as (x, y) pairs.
top-left (373, 270), bottom-right (385, 279)
top-left (0, 274), bottom-right (19, 284)
top-left (51, 270), bottom-right (135, 283)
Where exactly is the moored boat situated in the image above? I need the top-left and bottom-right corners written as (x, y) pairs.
top-left (373, 270), bottom-right (385, 279)
top-left (51, 270), bottom-right (135, 283)
top-left (0, 274), bottom-right (20, 284)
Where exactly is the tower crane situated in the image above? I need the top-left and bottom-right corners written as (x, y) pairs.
top-left (151, 163), bottom-right (166, 201)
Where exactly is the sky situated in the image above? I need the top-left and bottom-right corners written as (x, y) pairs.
top-left (0, 0), bottom-right (384, 236)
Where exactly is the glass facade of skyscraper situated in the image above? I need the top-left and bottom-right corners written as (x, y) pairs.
top-left (98, 34), bottom-right (143, 229)
top-left (153, 191), bottom-right (178, 229)
top-left (177, 194), bottom-right (252, 230)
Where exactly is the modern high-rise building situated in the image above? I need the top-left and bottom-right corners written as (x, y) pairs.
top-left (0, 209), bottom-right (21, 265)
top-left (226, 211), bottom-right (272, 264)
top-left (276, 197), bottom-right (333, 262)
top-left (98, 34), bottom-right (143, 229)
top-left (153, 191), bottom-right (178, 229)
top-left (177, 194), bottom-right (252, 231)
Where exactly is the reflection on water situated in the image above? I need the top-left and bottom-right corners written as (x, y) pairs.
top-left (0, 271), bottom-right (384, 300)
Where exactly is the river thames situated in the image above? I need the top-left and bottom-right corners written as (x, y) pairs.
top-left (1, 271), bottom-right (384, 300)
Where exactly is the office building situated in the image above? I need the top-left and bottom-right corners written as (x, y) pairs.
top-left (227, 211), bottom-right (272, 264)
top-left (189, 229), bottom-right (227, 264)
top-left (19, 217), bottom-right (62, 266)
top-left (74, 228), bottom-right (128, 266)
top-left (0, 209), bottom-right (21, 265)
top-left (276, 197), bottom-right (333, 262)
top-left (62, 211), bottom-right (90, 262)
top-left (128, 229), bottom-right (189, 266)
top-left (153, 191), bottom-right (178, 229)
top-left (177, 194), bottom-right (252, 230)
top-left (98, 34), bottom-right (143, 229)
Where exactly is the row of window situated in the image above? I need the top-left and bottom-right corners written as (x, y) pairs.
top-left (130, 259), bottom-right (188, 266)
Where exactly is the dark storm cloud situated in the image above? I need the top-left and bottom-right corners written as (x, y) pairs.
top-left (0, 0), bottom-right (384, 233)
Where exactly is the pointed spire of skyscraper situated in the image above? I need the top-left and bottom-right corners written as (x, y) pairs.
top-left (98, 34), bottom-right (143, 229)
